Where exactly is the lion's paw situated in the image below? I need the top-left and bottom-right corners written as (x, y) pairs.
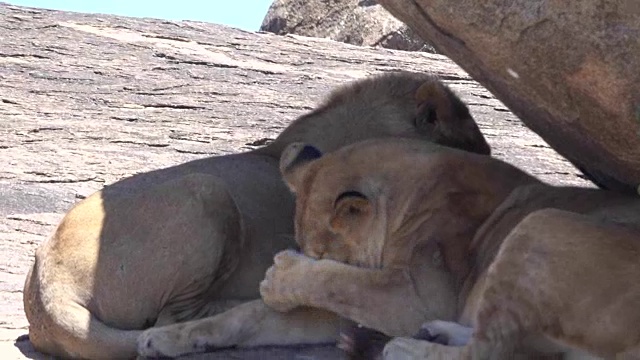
top-left (383, 335), bottom-right (471, 360)
top-left (414, 320), bottom-right (473, 347)
top-left (260, 249), bottom-right (315, 312)
top-left (137, 326), bottom-right (210, 358)
top-left (383, 337), bottom-right (437, 360)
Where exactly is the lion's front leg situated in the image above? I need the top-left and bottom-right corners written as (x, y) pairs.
top-left (384, 336), bottom-right (493, 360)
top-left (383, 334), bottom-right (521, 360)
top-left (384, 337), bottom-right (456, 360)
top-left (137, 299), bottom-right (340, 358)
top-left (383, 324), bottom-right (516, 360)
top-left (260, 250), bottom-right (429, 336)
top-left (382, 319), bottom-right (510, 360)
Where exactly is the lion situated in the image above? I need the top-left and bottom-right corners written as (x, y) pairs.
top-left (257, 138), bottom-right (640, 359)
top-left (23, 71), bottom-right (492, 359)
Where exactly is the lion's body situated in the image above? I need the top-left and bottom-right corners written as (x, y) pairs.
top-left (259, 138), bottom-right (640, 360)
top-left (23, 72), bottom-right (492, 359)
top-left (24, 155), bottom-right (289, 359)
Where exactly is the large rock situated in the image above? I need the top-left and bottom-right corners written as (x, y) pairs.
top-left (0, 2), bottom-right (590, 359)
top-left (378, 0), bottom-right (640, 194)
top-left (260, 0), bottom-right (434, 52)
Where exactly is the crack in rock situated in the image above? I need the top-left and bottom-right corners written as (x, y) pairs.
top-left (109, 140), bottom-right (170, 147)
top-left (140, 103), bottom-right (205, 110)
top-left (0, 53), bottom-right (49, 59)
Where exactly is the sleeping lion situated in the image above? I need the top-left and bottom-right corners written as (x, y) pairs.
top-left (258, 138), bottom-right (640, 359)
top-left (23, 72), bottom-right (491, 359)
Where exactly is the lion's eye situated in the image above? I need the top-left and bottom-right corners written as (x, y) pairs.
top-left (334, 190), bottom-right (367, 208)
top-left (347, 205), bottom-right (361, 215)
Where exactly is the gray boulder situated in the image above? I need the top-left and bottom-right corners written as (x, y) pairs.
top-left (260, 0), bottom-right (434, 52)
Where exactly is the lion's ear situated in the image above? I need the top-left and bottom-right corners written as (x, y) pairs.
top-left (330, 190), bottom-right (371, 232)
top-left (413, 80), bottom-right (456, 131)
top-left (280, 142), bottom-right (323, 192)
top-left (414, 80), bottom-right (491, 155)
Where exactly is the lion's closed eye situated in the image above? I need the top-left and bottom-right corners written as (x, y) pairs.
top-left (334, 190), bottom-right (368, 207)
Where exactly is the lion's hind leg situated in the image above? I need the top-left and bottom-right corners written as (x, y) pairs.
top-left (137, 299), bottom-right (341, 358)
top-left (24, 173), bottom-right (245, 359)
top-left (385, 208), bottom-right (640, 360)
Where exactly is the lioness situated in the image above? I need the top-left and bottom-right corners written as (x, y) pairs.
top-left (258, 138), bottom-right (640, 359)
top-left (23, 72), bottom-right (491, 359)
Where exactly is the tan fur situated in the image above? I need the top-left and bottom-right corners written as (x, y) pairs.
top-left (22, 72), bottom-right (492, 359)
top-left (260, 138), bottom-right (640, 360)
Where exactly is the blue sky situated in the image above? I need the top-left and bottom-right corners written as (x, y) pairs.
top-left (5, 1), bottom-right (274, 31)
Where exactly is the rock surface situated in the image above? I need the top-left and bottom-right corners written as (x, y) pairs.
top-left (378, 0), bottom-right (640, 194)
top-left (0, 2), bottom-right (590, 359)
top-left (260, 0), bottom-right (434, 52)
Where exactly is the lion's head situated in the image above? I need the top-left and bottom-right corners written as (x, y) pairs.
top-left (279, 138), bottom-right (537, 277)
top-left (266, 72), bottom-right (492, 156)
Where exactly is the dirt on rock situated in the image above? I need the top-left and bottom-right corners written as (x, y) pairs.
top-left (0, 3), bottom-right (592, 359)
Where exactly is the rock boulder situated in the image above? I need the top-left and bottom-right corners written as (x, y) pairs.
top-left (260, 0), bottom-right (434, 52)
top-left (378, 0), bottom-right (640, 193)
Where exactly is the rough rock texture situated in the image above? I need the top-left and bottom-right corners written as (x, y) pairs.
top-left (0, 2), bottom-right (590, 359)
top-left (260, 0), bottom-right (434, 52)
top-left (378, 0), bottom-right (640, 194)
